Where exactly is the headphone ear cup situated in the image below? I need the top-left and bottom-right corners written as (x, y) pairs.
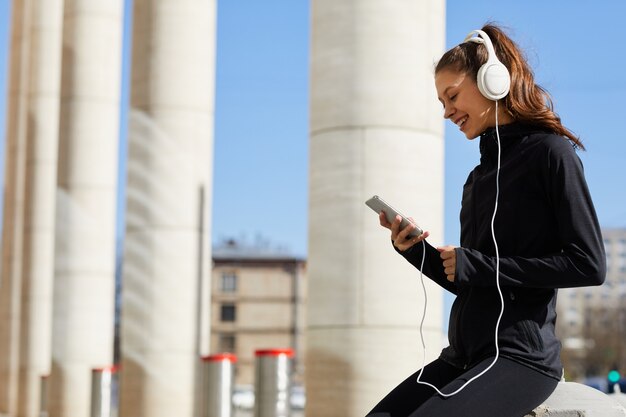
top-left (477, 62), bottom-right (510, 100)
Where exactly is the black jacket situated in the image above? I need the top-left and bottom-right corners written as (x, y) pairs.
top-left (398, 122), bottom-right (606, 380)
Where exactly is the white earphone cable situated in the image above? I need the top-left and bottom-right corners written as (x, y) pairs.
top-left (415, 100), bottom-right (505, 396)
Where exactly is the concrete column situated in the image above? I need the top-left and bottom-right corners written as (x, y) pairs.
top-left (0, 0), bottom-right (32, 414)
top-left (118, 0), bottom-right (216, 416)
top-left (16, 0), bottom-right (64, 416)
top-left (47, 0), bottom-right (124, 416)
top-left (307, 1), bottom-right (446, 416)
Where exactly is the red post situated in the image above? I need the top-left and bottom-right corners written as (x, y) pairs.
top-left (254, 349), bottom-right (294, 417)
top-left (200, 353), bottom-right (237, 417)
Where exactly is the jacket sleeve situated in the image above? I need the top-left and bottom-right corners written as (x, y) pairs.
top-left (455, 139), bottom-right (606, 289)
top-left (395, 240), bottom-right (458, 294)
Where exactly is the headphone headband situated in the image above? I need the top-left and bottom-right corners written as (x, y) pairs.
top-left (464, 30), bottom-right (498, 64)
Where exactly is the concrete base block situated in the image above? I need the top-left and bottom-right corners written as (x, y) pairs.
top-left (525, 382), bottom-right (626, 417)
top-left (609, 392), bottom-right (626, 409)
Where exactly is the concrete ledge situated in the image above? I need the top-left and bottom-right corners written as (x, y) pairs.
top-left (525, 382), bottom-right (626, 417)
top-left (610, 392), bottom-right (626, 408)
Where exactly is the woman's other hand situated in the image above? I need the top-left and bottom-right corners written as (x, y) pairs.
top-left (437, 245), bottom-right (457, 282)
top-left (379, 212), bottom-right (429, 252)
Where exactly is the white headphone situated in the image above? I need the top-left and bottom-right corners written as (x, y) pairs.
top-left (464, 29), bottom-right (510, 101)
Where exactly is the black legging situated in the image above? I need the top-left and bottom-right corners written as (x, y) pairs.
top-left (366, 356), bottom-right (559, 417)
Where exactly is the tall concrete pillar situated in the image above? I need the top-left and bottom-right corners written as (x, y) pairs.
top-left (47, 0), bottom-right (124, 416)
top-left (118, 0), bottom-right (216, 416)
top-left (0, 0), bottom-right (33, 414)
top-left (17, 0), bottom-right (64, 416)
top-left (307, 1), bottom-right (446, 416)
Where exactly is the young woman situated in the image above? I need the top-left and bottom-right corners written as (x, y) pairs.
top-left (366, 24), bottom-right (606, 417)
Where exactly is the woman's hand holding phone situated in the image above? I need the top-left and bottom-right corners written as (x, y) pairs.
top-left (379, 212), bottom-right (430, 252)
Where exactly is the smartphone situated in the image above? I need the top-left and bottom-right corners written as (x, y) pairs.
top-left (365, 195), bottom-right (423, 238)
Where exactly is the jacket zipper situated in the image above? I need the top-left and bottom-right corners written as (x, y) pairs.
top-left (453, 287), bottom-right (470, 365)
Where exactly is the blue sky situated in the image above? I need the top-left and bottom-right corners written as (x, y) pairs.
top-left (1, 1), bottom-right (625, 259)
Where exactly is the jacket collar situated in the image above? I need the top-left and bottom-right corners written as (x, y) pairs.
top-left (479, 121), bottom-right (542, 166)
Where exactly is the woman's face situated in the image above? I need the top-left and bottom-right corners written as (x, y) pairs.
top-left (435, 68), bottom-right (508, 139)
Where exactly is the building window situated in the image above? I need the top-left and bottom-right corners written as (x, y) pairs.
top-left (220, 304), bottom-right (236, 322)
top-left (221, 272), bottom-right (238, 292)
top-left (218, 334), bottom-right (236, 352)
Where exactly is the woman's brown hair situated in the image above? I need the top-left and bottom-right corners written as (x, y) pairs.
top-left (435, 23), bottom-right (583, 149)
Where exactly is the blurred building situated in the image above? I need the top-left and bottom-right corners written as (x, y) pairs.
top-left (211, 238), bottom-right (307, 387)
top-left (557, 227), bottom-right (626, 378)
